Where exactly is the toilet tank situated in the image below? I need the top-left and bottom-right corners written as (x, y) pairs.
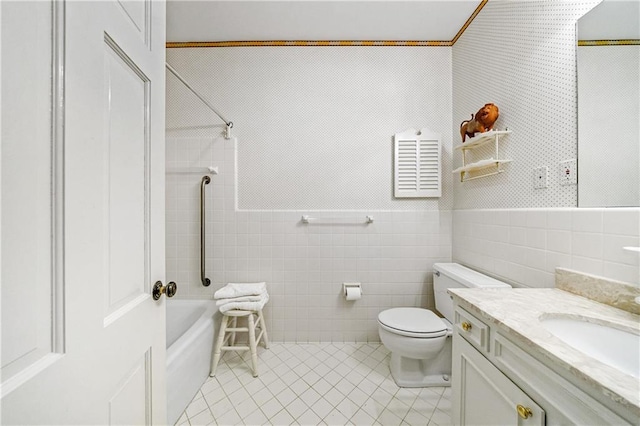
top-left (433, 263), bottom-right (510, 323)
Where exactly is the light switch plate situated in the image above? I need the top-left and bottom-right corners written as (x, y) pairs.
top-left (533, 166), bottom-right (548, 189)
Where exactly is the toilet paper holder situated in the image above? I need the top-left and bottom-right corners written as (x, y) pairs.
top-left (343, 282), bottom-right (362, 297)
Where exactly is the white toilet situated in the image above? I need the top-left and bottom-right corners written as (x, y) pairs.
top-left (377, 263), bottom-right (511, 387)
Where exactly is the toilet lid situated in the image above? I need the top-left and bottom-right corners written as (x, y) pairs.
top-left (378, 308), bottom-right (448, 338)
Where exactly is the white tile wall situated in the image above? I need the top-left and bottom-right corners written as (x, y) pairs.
top-left (166, 136), bottom-right (452, 343)
top-left (453, 208), bottom-right (640, 288)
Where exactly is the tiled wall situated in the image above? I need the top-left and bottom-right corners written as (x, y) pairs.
top-left (165, 46), bottom-right (456, 342)
top-left (167, 145), bottom-right (451, 342)
top-left (166, 137), bottom-right (452, 343)
top-left (453, 208), bottom-right (640, 288)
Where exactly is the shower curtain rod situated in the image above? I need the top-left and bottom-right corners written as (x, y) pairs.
top-left (165, 63), bottom-right (233, 136)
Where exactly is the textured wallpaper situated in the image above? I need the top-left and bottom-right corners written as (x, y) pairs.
top-left (167, 47), bottom-right (453, 211)
top-left (452, 0), bottom-right (599, 209)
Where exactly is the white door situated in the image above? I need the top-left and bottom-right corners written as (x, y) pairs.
top-left (1, 0), bottom-right (168, 424)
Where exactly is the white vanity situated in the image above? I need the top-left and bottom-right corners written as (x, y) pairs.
top-left (449, 287), bottom-right (639, 426)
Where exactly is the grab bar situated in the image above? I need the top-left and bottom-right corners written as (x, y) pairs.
top-left (301, 215), bottom-right (374, 224)
top-left (201, 176), bottom-right (211, 287)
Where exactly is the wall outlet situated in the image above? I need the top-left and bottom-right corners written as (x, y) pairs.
top-left (559, 159), bottom-right (577, 185)
top-left (533, 166), bottom-right (548, 189)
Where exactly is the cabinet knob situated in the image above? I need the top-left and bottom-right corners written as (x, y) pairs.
top-left (461, 321), bottom-right (472, 332)
top-left (517, 404), bottom-right (533, 419)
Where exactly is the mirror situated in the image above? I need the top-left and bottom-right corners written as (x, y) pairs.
top-left (577, 0), bottom-right (640, 207)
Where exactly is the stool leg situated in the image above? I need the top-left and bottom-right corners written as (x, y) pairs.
top-left (230, 316), bottom-right (237, 346)
top-left (210, 315), bottom-right (229, 377)
top-left (258, 309), bottom-right (270, 349)
top-left (247, 313), bottom-right (259, 377)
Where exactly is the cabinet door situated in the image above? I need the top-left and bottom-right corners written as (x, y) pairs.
top-left (453, 335), bottom-right (545, 426)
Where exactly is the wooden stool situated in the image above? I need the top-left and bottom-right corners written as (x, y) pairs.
top-left (210, 309), bottom-right (269, 377)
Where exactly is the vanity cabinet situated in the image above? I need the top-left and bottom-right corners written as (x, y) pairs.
top-left (454, 335), bottom-right (545, 425)
top-left (452, 304), bottom-right (633, 426)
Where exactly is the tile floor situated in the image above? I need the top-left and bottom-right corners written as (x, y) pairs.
top-left (176, 343), bottom-right (452, 425)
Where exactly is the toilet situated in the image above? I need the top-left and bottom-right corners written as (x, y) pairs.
top-left (377, 263), bottom-right (511, 387)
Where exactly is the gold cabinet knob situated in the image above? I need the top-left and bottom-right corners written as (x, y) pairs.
top-left (461, 321), bottom-right (472, 332)
top-left (517, 404), bottom-right (533, 419)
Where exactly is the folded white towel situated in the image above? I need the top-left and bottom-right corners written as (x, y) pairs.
top-left (214, 282), bottom-right (267, 300)
top-left (215, 290), bottom-right (268, 306)
top-left (218, 292), bottom-right (269, 314)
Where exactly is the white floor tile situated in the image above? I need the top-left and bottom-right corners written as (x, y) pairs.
top-left (322, 387), bottom-right (346, 408)
top-left (188, 408), bottom-right (215, 426)
top-left (260, 396), bottom-right (285, 418)
top-left (310, 397), bottom-right (334, 419)
top-left (385, 398), bottom-right (411, 420)
top-left (310, 378), bottom-right (332, 396)
top-left (323, 408), bottom-right (349, 426)
top-left (251, 387), bottom-right (275, 406)
top-left (429, 408), bottom-right (453, 426)
top-left (185, 396), bottom-right (208, 418)
top-left (350, 408), bottom-right (377, 426)
top-left (286, 397), bottom-right (310, 420)
top-left (377, 408), bottom-right (404, 426)
top-left (243, 407), bottom-right (269, 425)
top-left (276, 387), bottom-right (298, 408)
top-left (299, 387), bottom-right (322, 407)
top-left (290, 378), bottom-right (311, 396)
top-left (298, 408), bottom-right (323, 426)
top-left (209, 396), bottom-right (234, 419)
top-left (179, 343), bottom-right (452, 426)
top-left (216, 408), bottom-right (242, 425)
top-left (404, 408), bottom-right (431, 425)
top-left (271, 408), bottom-right (296, 426)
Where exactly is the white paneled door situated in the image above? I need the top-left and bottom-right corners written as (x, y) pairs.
top-left (1, 0), bottom-right (167, 423)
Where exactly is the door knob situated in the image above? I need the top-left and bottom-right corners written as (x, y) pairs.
top-left (461, 321), bottom-right (472, 332)
top-left (153, 281), bottom-right (177, 300)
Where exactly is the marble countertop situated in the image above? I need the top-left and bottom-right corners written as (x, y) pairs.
top-left (448, 288), bottom-right (640, 417)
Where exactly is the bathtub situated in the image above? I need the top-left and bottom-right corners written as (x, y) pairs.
top-left (166, 299), bottom-right (219, 425)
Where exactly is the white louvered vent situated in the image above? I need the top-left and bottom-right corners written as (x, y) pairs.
top-left (394, 128), bottom-right (441, 198)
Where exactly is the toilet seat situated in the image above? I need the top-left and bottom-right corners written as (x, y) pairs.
top-left (378, 308), bottom-right (448, 338)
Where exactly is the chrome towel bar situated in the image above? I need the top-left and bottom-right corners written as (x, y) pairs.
top-left (301, 215), bottom-right (374, 225)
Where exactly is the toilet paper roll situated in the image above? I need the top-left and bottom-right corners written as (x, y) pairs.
top-left (345, 286), bottom-right (362, 301)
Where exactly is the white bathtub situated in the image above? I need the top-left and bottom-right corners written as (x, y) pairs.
top-left (166, 300), bottom-right (219, 425)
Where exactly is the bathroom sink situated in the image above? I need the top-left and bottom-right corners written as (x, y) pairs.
top-left (540, 316), bottom-right (640, 379)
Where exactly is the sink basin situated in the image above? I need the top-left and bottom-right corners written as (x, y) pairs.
top-left (540, 316), bottom-right (640, 379)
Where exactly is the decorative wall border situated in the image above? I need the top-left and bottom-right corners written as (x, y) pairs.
top-left (578, 39), bottom-right (640, 46)
top-left (166, 0), bottom-right (488, 48)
